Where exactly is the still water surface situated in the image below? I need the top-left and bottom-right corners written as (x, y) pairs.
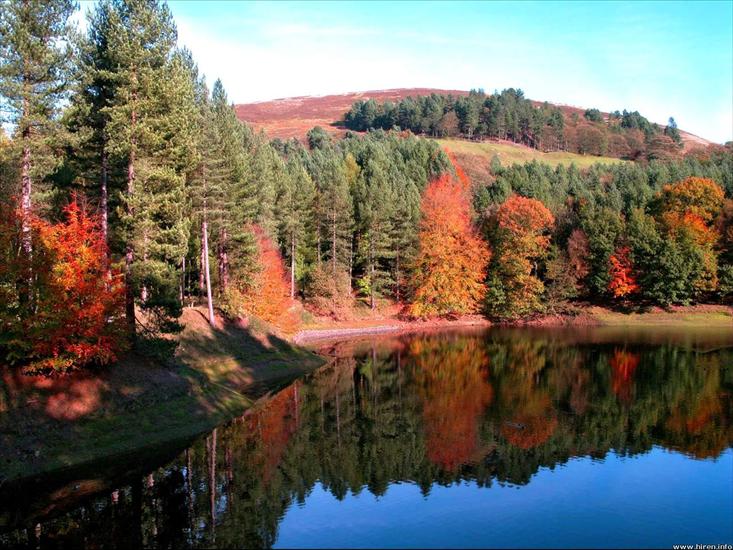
top-left (2, 326), bottom-right (732, 548)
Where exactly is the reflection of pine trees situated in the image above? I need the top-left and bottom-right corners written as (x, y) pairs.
top-left (3, 333), bottom-right (731, 547)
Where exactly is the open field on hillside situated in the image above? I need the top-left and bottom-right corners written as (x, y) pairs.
top-left (436, 138), bottom-right (625, 168)
top-left (235, 88), bottom-right (467, 140)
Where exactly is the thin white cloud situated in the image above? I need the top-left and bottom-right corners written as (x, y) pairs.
top-left (173, 7), bottom-right (732, 142)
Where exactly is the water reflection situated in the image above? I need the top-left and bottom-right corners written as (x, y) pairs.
top-left (2, 328), bottom-right (732, 548)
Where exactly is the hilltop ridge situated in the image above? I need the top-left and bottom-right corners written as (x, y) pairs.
top-left (234, 87), bottom-right (713, 153)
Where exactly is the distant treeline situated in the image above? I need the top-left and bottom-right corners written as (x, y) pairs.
top-left (342, 89), bottom-right (685, 160)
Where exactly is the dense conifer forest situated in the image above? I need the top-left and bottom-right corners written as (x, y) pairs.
top-left (1, 0), bottom-right (731, 372)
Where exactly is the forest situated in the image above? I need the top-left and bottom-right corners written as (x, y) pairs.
top-left (343, 89), bottom-right (686, 160)
top-left (1, 0), bottom-right (732, 373)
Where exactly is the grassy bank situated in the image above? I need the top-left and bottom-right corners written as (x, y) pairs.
top-left (584, 305), bottom-right (733, 327)
top-left (294, 304), bottom-right (732, 343)
top-left (0, 308), bottom-right (324, 482)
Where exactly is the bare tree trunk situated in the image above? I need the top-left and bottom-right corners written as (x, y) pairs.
top-left (125, 80), bottom-right (137, 340)
top-left (202, 218), bottom-right (217, 328)
top-left (125, 145), bottom-right (136, 339)
top-left (395, 248), bottom-right (401, 302)
top-left (331, 214), bottom-right (337, 281)
top-left (370, 240), bottom-right (376, 311)
top-left (141, 233), bottom-right (148, 303)
top-left (180, 256), bottom-right (186, 304)
top-left (199, 233), bottom-right (205, 293)
top-left (290, 233), bottom-right (296, 299)
top-left (20, 142), bottom-right (32, 252)
top-left (100, 146), bottom-right (109, 254)
top-left (218, 228), bottom-right (229, 293)
top-left (20, 94), bottom-right (32, 263)
top-left (349, 237), bottom-right (353, 294)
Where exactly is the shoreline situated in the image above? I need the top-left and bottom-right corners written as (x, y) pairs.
top-left (293, 316), bottom-right (490, 344)
top-left (2, 304), bottom-right (730, 484)
top-left (293, 304), bottom-right (733, 343)
top-left (0, 308), bottom-right (324, 484)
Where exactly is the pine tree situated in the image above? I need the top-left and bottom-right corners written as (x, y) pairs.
top-left (210, 79), bottom-right (256, 293)
top-left (354, 158), bottom-right (395, 309)
top-left (276, 157), bottom-right (316, 298)
top-left (102, 0), bottom-right (192, 341)
top-left (188, 77), bottom-right (229, 327)
top-left (0, 0), bottom-right (74, 267)
top-left (66, 0), bottom-right (118, 253)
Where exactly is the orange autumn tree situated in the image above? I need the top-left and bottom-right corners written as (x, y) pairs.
top-left (239, 225), bottom-right (299, 330)
top-left (485, 195), bottom-right (554, 319)
top-left (30, 196), bottom-right (125, 371)
top-left (659, 177), bottom-right (724, 292)
top-left (408, 170), bottom-right (490, 318)
top-left (608, 246), bottom-right (639, 298)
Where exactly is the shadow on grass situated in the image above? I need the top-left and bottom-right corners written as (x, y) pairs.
top-left (0, 308), bottom-right (324, 486)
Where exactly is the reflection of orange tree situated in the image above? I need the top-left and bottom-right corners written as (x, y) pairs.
top-left (410, 338), bottom-right (493, 471)
top-left (609, 348), bottom-right (640, 403)
top-left (244, 383), bottom-right (300, 482)
top-left (663, 356), bottom-right (732, 459)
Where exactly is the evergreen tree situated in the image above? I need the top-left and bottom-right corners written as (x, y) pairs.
top-left (0, 0), bottom-right (74, 263)
top-left (102, 0), bottom-right (191, 341)
top-left (276, 157), bottom-right (316, 298)
top-left (354, 158), bottom-right (395, 309)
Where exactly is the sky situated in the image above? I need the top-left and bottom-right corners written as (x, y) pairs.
top-left (80, 0), bottom-right (733, 142)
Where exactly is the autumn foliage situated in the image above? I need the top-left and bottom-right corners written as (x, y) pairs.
top-left (0, 196), bottom-right (125, 372)
top-left (238, 225), bottom-right (300, 330)
top-left (608, 246), bottom-right (639, 298)
top-left (485, 195), bottom-right (555, 319)
top-left (408, 171), bottom-right (490, 318)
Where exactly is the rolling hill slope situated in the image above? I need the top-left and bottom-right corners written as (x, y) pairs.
top-left (234, 88), bottom-right (713, 174)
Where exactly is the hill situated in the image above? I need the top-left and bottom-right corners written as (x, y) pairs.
top-left (235, 88), bottom-right (467, 140)
top-left (234, 88), bottom-right (713, 156)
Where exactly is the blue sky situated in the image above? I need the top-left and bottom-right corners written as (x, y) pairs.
top-left (82, 1), bottom-right (733, 142)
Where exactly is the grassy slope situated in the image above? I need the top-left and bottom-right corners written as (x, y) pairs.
top-left (436, 138), bottom-right (624, 168)
top-left (585, 305), bottom-right (733, 327)
top-left (0, 308), bottom-right (324, 482)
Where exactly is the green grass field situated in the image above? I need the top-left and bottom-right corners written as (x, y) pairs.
top-left (436, 138), bottom-right (625, 169)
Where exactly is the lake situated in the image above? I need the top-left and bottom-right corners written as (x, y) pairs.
top-left (2, 326), bottom-right (732, 548)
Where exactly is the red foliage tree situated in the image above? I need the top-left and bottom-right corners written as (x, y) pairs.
top-left (31, 196), bottom-right (125, 371)
top-left (608, 246), bottom-right (639, 298)
top-left (408, 171), bottom-right (490, 318)
top-left (240, 225), bottom-right (299, 330)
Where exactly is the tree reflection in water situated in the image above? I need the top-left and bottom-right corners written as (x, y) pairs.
top-left (2, 328), bottom-right (732, 548)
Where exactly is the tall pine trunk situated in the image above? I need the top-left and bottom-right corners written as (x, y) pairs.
top-left (20, 140), bottom-right (32, 258)
top-left (202, 217), bottom-right (217, 328)
top-left (125, 81), bottom-right (137, 340)
top-left (217, 228), bottom-right (229, 293)
top-left (100, 145), bottom-right (109, 255)
top-left (199, 233), bottom-right (205, 293)
top-left (370, 239), bottom-right (376, 311)
top-left (290, 232), bottom-right (296, 299)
